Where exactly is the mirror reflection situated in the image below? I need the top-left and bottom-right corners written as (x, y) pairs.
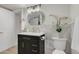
top-left (27, 11), bottom-right (45, 25)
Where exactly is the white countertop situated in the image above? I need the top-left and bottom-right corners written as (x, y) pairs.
top-left (18, 32), bottom-right (45, 36)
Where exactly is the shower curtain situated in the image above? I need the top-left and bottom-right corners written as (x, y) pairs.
top-left (71, 17), bottom-right (79, 53)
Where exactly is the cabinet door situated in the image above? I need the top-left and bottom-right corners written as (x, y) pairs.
top-left (23, 37), bottom-right (32, 54)
top-left (18, 38), bottom-right (24, 54)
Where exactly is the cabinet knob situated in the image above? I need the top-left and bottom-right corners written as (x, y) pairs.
top-left (41, 36), bottom-right (45, 40)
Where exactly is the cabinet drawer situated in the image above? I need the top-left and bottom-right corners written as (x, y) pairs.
top-left (31, 39), bottom-right (39, 44)
top-left (22, 36), bottom-right (31, 40)
top-left (32, 44), bottom-right (38, 47)
top-left (18, 35), bottom-right (32, 40)
top-left (32, 45), bottom-right (39, 54)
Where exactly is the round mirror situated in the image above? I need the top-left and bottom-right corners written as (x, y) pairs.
top-left (27, 11), bottom-right (45, 25)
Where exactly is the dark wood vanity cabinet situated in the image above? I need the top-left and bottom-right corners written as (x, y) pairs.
top-left (18, 33), bottom-right (45, 54)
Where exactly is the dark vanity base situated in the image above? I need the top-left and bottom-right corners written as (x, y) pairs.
top-left (18, 33), bottom-right (45, 54)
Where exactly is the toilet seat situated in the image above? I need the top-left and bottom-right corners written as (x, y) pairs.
top-left (52, 50), bottom-right (66, 54)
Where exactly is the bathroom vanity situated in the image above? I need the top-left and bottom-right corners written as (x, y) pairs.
top-left (18, 32), bottom-right (45, 54)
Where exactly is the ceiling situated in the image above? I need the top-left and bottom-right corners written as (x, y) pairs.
top-left (0, 4), bottom-right (35, 11)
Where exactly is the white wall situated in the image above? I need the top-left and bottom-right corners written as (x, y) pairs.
top-left (70, 5), bottom-right (79, 19)
top-left (15, 12), bottom-right (21, 33)
top-left (42, 4), bottom-right (70, 16)
top-left (0, 7), bottom-right (16, 52)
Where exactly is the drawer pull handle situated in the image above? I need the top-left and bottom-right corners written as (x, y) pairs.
top-left (32, 50), bottom-right (37, 52)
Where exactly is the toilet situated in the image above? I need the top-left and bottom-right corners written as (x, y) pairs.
top-left (52, 37), bottom-right (67, 54)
